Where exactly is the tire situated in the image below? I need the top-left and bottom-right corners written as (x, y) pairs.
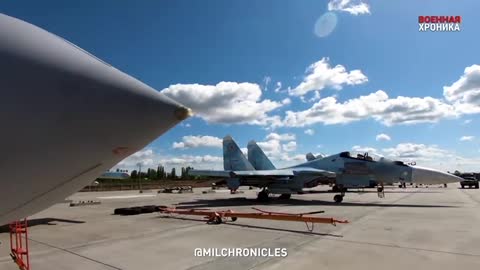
top-left (257, 191), bottom-right (269, 202)
top-left (213, 216), bottom-right (222, 224)
top-left (475, 184), bottom-right (479, 189)
top-left (334, 194), bottom-right (343, 203)
top-left (114, 208), bottom-right (128, 215)
top-left (140, 205), bottom-right (157, 213)
top-left (461, 185), bottom-right (465, 189)
top-left (278, 194), bottom-right (291, 200)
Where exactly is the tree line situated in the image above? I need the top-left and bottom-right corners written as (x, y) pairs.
top-left (129, 165), bottom-right (195, 180)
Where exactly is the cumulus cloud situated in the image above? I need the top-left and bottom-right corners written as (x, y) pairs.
top-left (328, 0), bottom-right (370, 15)
top-left (352, 145), bottom-right (380, 155)
top-left (282, 141), bottom-right (297, 152)
top-left (115, 148), bottom-right (223, 171)
top-left (266, 132), bottom-right (296, 141)
top-left (376, 133), bottom-right (391, 141)
top-left (117, 149), bottom-right (155, 168)
top-left (304, 129), bottom-right (315, 135)
top-left (443, 64), bottom-right (480, 114)
top-left (172, 135), bottom-right (222, 149)
top-left (382, 143), bottom-right (450, 160)
top-left (159, 155), bottom-right (222, 165)
top-left (256, 133), bottom-right (300, 161)
top-left (460, 136), bottom-right (475, 142)
top-left (289, 57), bottom-right (368, 97)
top-left (278, 90), bottom-right (457, 127)
top-left (161, 82), bottom-right (286, 126)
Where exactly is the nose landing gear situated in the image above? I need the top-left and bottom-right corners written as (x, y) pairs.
top-left (332, 185), bottom-right (346, 203)
top-left (257, 188), bottom-right (270, 202)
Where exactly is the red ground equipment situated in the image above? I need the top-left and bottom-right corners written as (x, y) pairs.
top-left (157, 206), bottom-right (348, 232)
top-left (9, 219), bottom-right (30, 270)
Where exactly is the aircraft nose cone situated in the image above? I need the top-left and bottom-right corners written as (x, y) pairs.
top-left (412, 166), bottom-right (463, 184)
top-left (0, 13), bottom-right (192, 224)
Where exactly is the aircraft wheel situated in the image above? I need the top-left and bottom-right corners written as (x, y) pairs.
top-left (333, 194), bottom-right (343, 203)
top-left (212, 216), bottom-right (222, 224)
top-left (257, 190), bottom-right (269, 202)
top-left (278, 194), bottom-right (291, 200)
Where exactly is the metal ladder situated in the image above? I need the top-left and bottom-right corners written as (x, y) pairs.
top-left (9, 219), bottom-right (30, 270)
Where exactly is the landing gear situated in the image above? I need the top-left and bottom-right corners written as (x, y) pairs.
top-left (377, 183), bottom-right (385, 198)
top-left (278, 193), bottom-right (291, 200)
top-left (333, 185), bottom-right (346, 203)
top-left (257, 189), bottom-right (270, 202)
top-left (333, 194), bottom-right (344, 203)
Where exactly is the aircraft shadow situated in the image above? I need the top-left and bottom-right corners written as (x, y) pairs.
top-left (175, 198), bottom-right (457, 209)
top-left (0, 218), bottom-right (85, 233)
top-left (305, 190), bottom-right (443, 194)
top-left (155, 215), bottom-right (342, 237)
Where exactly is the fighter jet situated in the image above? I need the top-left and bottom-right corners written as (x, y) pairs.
top-left (0, 13), bottom-right (190, 224)
top-left (190, 136), bottom-right (463, 203)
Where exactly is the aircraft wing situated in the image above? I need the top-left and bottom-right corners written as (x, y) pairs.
top-left (189, 170), bottom-right (232, 178)
top-left (190, 168), bottom-right (335, 178)
top-left (233, 168), bottom-right (335, 178)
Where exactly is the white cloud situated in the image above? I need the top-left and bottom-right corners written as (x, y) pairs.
top-left (460, 136), bottom-right (475, 142)
top-left (266, 132), bottom-right (296, 141)
top-left (352, 145), bottom-right (379, 155)
top-left (444, 65), bottom-right (480, 114)
top-left (117, 149), bottom-right (155, 168)
top-left (274, 82), bottom-right (282, 93)
top-left (263, 76), bottom-right (271, 91)
top-left (463, 119), bottom-right (472, 124)
top-left (376, 133), bottom-right (391, 141)
top-left (382, 143), bottom-right (450, 160)
top-left (304, 129), bottom-right (315, 135)
top-left (185, 123), bottom-right (191, 127)
top-left (289, 57), bottom-right (368, 97)
top-left (172, 135), bottom-right (222, 149)
top-left (279, 90), bottom-right (457, 127)
top-left (256, 133), bottom-right (299, 161)
top-left (328, 0), bottom-right (370, 15)
top-left (282, 141), bottom-right (297, 152)
top-left (115, 148), bottom-right (223, 171)
top-left (159, 155), bottom-right (222, 165)
top-left (161, 82), bottom-right (286, 126)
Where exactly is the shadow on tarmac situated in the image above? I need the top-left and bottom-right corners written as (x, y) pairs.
top-left (0, 218), bottom-right (85, 233)
top-left (174, 197), bottom-right (457, 209)
top-left (155, 215), bottom-right (343, 237)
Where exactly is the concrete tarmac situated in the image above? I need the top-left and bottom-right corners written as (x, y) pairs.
top-left (1, 185), bottom-right (479, 270)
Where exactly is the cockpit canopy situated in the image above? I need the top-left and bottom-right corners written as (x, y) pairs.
top-left (339, 151), bottom-right (391, 162)
top-left (339, 151), bottom-right (411, 166)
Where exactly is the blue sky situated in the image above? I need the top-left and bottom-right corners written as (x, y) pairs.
top-left (3, 0), bottom-right (480, 172)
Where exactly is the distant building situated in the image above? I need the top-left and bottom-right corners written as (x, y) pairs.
top-left (98, 171), bottom-right (130, 180)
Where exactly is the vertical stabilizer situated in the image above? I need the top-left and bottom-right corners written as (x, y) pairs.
top-left (247, 140), bottom-right (276, 170)
top-left (223, 135), bottom-right (254, 171)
